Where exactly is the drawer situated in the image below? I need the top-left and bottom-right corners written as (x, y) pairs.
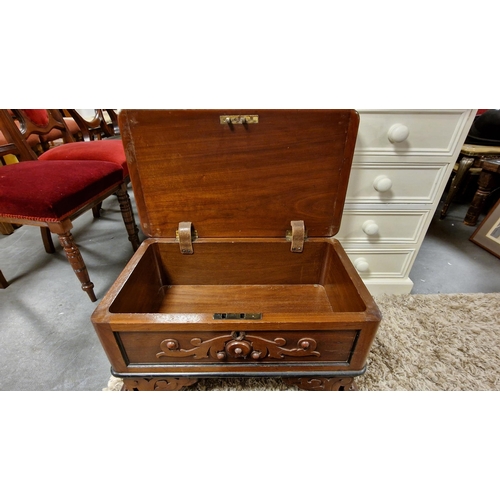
top-left (344, 249), bottom-right (415, 278)
top-left (346, 163), bottom-right (449, 204)
top-left (116, 329), bottom-right (360, 366)
top-left (337, 210), bottom-right (429, 244)
top-left (354, 110), bottom-right (471, 156)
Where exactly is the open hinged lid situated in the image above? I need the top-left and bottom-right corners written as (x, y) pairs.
top-left (119, 109), bottom-right (359, 240)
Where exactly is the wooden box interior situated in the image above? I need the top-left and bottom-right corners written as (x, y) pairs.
top-left (109, 239), bottom-right (367, 320)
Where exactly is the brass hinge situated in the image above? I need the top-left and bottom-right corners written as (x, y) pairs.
top-left (286, 220), bottom-right (306, 253)
top-left (176, 221), bottom-right (197, 254)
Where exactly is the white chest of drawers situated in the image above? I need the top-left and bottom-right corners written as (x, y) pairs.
top-left (337, 109), bottom-right (477, 295)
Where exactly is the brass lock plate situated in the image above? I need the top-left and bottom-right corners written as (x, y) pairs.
top-left (213, 312), bottom-right (263, 320)
top-left (220, 115), bottom-right (259, 125)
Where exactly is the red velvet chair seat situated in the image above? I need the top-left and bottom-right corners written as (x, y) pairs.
top-left (0, 160), bottom-right (123, 222)
top-left (38, 139), bottom-right (129, 177)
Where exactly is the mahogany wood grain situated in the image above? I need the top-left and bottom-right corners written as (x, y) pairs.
top-left (108, 240), bottom-right (367, 315)
top-left (119, 109), bottom-right (359, 239)
top-left (150, 284), bottom-right (335, 315)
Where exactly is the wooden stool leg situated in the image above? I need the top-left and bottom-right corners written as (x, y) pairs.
top-left (56, 230), bottom-right (97, 302)
top-left (40, 227), bottom-right (56, 253)
top-left (440, 156), bottom-right (474, 219)
top-left (464, 170), bottom-right (497, 226)
top-left (0, 270), bottom-right (9, 289)
top-left (115, 183), bottom-right (140, 251)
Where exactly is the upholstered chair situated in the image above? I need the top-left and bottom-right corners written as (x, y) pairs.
top-left (1, 109), bottom-right (139, 244)
top-left (0, 112), bottom-right (140, 301)
top-left (7, 109), bottom-right (129, 177)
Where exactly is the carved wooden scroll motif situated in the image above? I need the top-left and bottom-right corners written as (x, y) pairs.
top-left (122, 377), bottom-right (199, 391)
top-left (283, 377), bottom-right (357, 391)
top-left (156, 332), bottom-right (321, 361)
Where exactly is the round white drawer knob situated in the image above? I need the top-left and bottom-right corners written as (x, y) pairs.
top-left (362, 220), bottom-right (379, 235)
top-left (388, 123), bottom-right (410, 143)
top-left (373, 175), bottom-right (393, 192)
top-left (354, 258), bottom-right (369, 272)
top-left (373, 175), bottom-right (392, 193)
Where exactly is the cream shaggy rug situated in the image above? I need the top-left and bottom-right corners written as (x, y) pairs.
top-left (104, 293), bottom-right (500, 391)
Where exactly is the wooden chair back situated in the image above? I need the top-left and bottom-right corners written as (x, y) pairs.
top-left (13, 109), bottom-right (74, 143)
top-left (65, 109), bottom-right (116, 141)
top-left (103, 109), bottom-right (120, 135)
top-left (0, 109), bottom-right (74, 161)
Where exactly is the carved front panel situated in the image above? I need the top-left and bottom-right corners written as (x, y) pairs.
top-left (117, 329), bottom-right (359, 365)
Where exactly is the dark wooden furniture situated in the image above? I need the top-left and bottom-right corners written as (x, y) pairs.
top-left (440, 144), bottom-right (500, 222)
top-left (92, 110), bottom-right (381, 390)
top-left (464, 158), bottom-right (500, 226)
top-left (0, 114), bottom-right (140, 302)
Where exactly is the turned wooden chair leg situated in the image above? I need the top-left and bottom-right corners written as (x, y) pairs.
top-left (40, 227), bottom-right (56, 253)
top-left (115, 183), bottom-right (140, 251)
top-left (464, 169), bottom-right (498, 226)
top-left (0, 270), bottom-right (9, 289)
top-left (56, 230), bottom-right (97, 302)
